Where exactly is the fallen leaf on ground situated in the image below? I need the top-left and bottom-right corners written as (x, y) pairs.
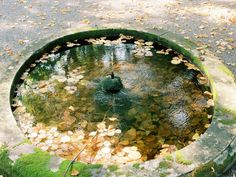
top-left (71, 169), bottom-right (80, 176)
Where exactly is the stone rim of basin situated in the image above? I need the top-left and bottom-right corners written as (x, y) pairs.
top-left (0, 27), bottom-right (236, 176)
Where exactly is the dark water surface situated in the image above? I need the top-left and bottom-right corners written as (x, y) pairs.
top-left (14, 42), bottom-right (212, 161)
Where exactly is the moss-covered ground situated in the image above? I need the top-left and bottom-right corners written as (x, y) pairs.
top-left (0, 149), bottom-right (102, 177)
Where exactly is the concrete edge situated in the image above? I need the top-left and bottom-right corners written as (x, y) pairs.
top-left (0, 27), bottom-right (236, 177)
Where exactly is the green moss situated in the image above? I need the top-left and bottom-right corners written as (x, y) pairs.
top-left (217, 106), bottom-right (236, 116)
top-left (0, 149), bottom-right (102, 177)
top-left (190, 161), bottom-right (216, 177)
top-left (132, 163), bottom-right (140, 169)
top-left (175, 151), bottom-right (192, 165)
top-left (12, 139), bottom-right (31, 148)
top-left (108, 165), bottom-right (119, 172)
top-left (191, 152), bottom-right (235, 176)
top-left (159, 161), bottom-right (171, 169)
top-left (215, 105), bottom-right (236, 125)
top-left (219, 119), bottom-right (236, 125)
top-left (57, 160), bottom-right (102, 177)
top-left (12, 149), bottom-right (55, 177)
top-left (218, 65), bottom-right (234, 78)
top-left (165, 155), bottom-right (173, 161)
top-left (160, 172), bottom-right (170, 177)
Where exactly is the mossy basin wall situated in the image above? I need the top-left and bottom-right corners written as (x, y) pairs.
top-left (0, 28), bottom-right (236, 177)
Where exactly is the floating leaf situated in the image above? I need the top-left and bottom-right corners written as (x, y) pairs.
top-left (204, 91), bottom-right (213, 98)
top-left (66, 42), bottom-right (80, 47)
top-left (171, 59), bottom-right (181, 65)
top-left (145, 51), bottom-right (153, 57)
top-left (68, 106), bottom-right (75, 111)
top-left (207, 99), bottom-right (214, 107)
top-left (108, 117), bottom-right (118, 121)
top-left (156, 50), bottom-right (165, 54)
top-left (89, 131), bottom-right (97, 136)
top-left (145, 41), bottom-right (153, 46)
top-left (60, 135), bottom-right (71, 143)
top-left (208, 114), bottom-right (213, 119)
top-left (184, 62), bottom-right (199, 71)
top-left (97, 122), bottom-right (106, 130)
top-left (80, 120), bottom-right (88, 128)
top-left (192, 133), bottom-right (200, 140)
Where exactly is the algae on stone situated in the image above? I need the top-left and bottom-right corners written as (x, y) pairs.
top-left (175, 151), bottom-right (192, 165)
top-left (108, 165), bottom-right (119, 172)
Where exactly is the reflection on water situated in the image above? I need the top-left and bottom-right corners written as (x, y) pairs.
top-left (13, 42), bottom-right (212, 163)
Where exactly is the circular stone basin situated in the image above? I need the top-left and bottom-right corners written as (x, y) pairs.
top-left (12, 34), bottom-right (213, 165)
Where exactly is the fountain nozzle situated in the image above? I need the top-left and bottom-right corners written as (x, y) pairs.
top-left (100, 72), bottom-right (123, 93)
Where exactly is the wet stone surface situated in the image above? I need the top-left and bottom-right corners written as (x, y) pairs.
top-left (12, 35), bottom-right (213, 166)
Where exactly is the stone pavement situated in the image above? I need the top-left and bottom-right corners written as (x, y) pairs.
top-left (0, 0), bottom-right (236, 176)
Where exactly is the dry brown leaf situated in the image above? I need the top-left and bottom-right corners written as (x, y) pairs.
top-left (207, 99), bottom-right (214, 107)
top-left (81, 19), bottom-right (90, 24)
top-left (171, 59), bottom-right (181, 65)
top-left (229, 16), bottom-right (236, 24)
top-left (60, 8), bottom-right (71, 14)
top-left (108, 117), bottom-right (118, 121)
top-left (71, 169), bottom-right (80, 176)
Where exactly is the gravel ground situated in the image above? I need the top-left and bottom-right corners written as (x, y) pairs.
top-left (0, 0), bottom-right (236, 176)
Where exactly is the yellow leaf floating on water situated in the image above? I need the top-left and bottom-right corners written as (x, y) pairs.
top-left (145, 41), bottom-right (153, 46)
top-left (204, 91), bottom-right (213, 98)
top-left (108, 117), bottom-right (118, 121)
top-left (171, 59), bottom-right (181, 65)
top-left (68, 106), bottom-right (75, 111)
top-left (192, 133), bottom-right (200, 140)
top-left (80, 120), bottom-right (88, 128)
top-left (207, 99), bottom-right (214, 107)
top-left (171, 57), bottom-right (182, 65)
top-left (208, 114), bottom-right (213, 119)
top-left (156, 49), bottom-right (166, 54)
top-left (97, 122), bottom-right (106, 130)
top-left (89, 131), bottom-right (97, 136)
top-left (184, 62), bottom-right (200, 71)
